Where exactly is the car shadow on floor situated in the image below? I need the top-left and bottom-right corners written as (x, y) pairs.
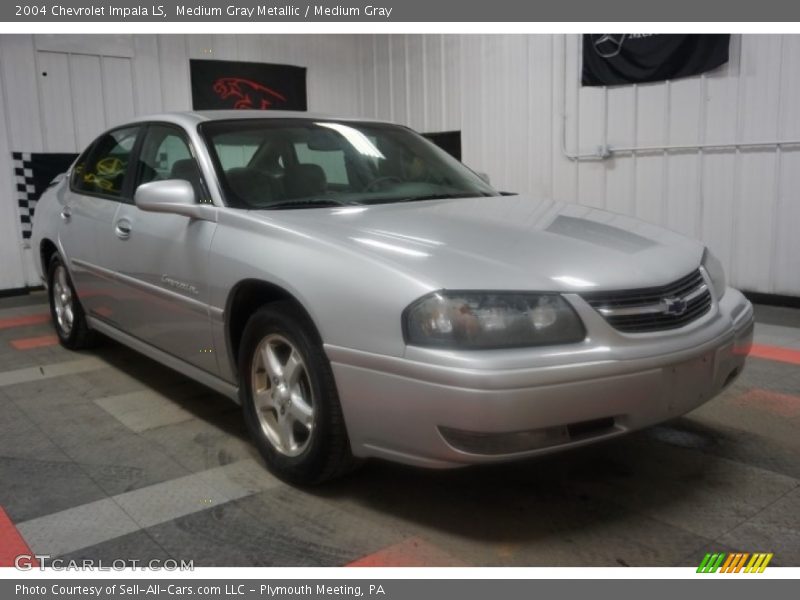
top-left (308, 419), bottom-right (732, 556)
top-left (88, 336), bottom-right (736, 564)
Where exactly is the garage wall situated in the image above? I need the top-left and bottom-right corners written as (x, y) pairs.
top-left (3, 34), bottom-right (799, 298)
top-left (0, 34), bottom-right (363, 290)
top-left (356, 34), bottom-right (800, 297)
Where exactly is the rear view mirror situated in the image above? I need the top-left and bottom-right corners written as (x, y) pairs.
top-left (135, 179), bottom-right (217, 221)
top-left (307, 131), bottom-right (343, 152)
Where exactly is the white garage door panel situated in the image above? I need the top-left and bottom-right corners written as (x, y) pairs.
top-left (69, 54), bottom-right (105, 150)
top-left (37, 52), bottom-right (77, 152)
top-left (359, 36), bottom-right (378, 119)
top-left (131, 35), bottom-right (162, 115)
top-left (405, 35), bottom-right (426, 131)
top-left (35, 34), bottom-right (134, 58)
top-left (501, 36), bottom-right (530, 195)
top-left (577, 85), bottom-right (606, 209)
top-left (528, 35), bottom-right (553, 199)
top-left (0, 63), bottom-right (26, 289)
top-left (102, 57), bottom-right (135, 127)
top-left (664, 78), bottom-right (702, 238)
top-left (604, 85), bottom-right (636, 216)
top-left (733, 36), bottom-right (783, 293)
top-left (0, 36), bottom-right (44, 152)
top-left (157, 36), bottom-right (191, 111)
top-left (422, 36), bottom-right (443, 131)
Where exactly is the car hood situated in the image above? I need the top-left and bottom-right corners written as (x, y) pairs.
top-left (249, 195), bottom-right (705, 293)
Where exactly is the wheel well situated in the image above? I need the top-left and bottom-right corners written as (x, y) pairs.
top-left (226, 280), bottom-right (318, 377)
top-left (40, 239), bottom-right (58, 277)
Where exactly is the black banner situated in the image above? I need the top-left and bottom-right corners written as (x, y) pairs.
top-left (422, 131), bottom-right (462, 161)
top-left (190, 59), bottom-right (307, 111)
top-left (582, 34), bottom-right (730, 86)
top-left (12, 152), bottom-right (77, 239)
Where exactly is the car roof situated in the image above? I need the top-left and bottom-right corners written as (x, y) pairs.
top-left (125, 110), bottom-right (395, 129)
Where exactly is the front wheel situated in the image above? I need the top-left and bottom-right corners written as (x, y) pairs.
top-left (238, 302), bottom-right (355, 484)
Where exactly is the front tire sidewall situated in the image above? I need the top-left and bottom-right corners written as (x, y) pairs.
top-left (239, 305), bottom-right (347, 485)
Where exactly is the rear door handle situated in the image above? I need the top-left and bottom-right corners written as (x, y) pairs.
top-left (114, 219), bottom-right (132, 239)
top-left (60, 206), bottom-right (72, 221)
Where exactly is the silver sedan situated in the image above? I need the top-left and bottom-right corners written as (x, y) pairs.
top-left (32, 111), bottom-right (754, 483)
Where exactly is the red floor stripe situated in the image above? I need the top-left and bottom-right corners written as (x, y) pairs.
top-left (748, 343), bottom-right (800, 366)
top-left (346, 537), bottom-right (464, 567)
top-left (0, 313), bottom-right (49, 330)
top-left (0, 507), bottom-right (37, 568)
top-left (733, 388), bottom-right (800, 417)
top-left (10, 335), bottom-right (59, 350)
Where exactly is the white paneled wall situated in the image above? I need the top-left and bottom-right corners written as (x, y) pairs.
top-left (2, 34), bottom-right (799, 297)
top-left (0, 34), bottom-right (362, 289)
top-left (357, 34), bottom-right (800, 297)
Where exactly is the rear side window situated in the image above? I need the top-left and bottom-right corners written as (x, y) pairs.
top-left (71, 126), bottom-right (140, 199)
top-left (293, 142), bottom-right (348, 184)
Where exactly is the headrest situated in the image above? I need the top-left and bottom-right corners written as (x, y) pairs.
top-left (284, 163), bottom-right (327, 198)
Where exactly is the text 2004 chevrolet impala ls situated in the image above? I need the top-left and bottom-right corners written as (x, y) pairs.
top-left (32, 111), bottom-right (754, 483)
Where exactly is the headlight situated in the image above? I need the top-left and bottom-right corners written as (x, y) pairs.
top-left (702, 248), bottom-right (727, 299)
top-left (403, 291), bottom-right (586, 349)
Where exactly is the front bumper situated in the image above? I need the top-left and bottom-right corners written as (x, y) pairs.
top-left (326, 288), bottom-right (754, 468)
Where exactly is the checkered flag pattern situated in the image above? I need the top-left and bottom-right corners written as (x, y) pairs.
top-left (10, 151), bottom-right (78, 241)
top-left (12, 152), bottom-right (36, 240)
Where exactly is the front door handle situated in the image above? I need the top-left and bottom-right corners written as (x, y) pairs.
top-left (60, 206), bottom-right (72, 221)
top-left (114, 219), bottom-right (132, 240)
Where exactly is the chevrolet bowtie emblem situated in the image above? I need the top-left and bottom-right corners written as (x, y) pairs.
top-left (663, 296), bottom-right (688, 316)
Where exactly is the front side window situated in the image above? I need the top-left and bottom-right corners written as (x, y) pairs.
top-left (200, 119), bottom-right (497, 209)
top-left (71, 126), bottom-right (140, 199)
top-left (135, 124), bottom-right (208, 203)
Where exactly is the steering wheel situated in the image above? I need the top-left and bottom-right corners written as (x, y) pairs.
top-left (364, 176), bottom-right (402, 192)
top-left (96, 157), bottom-right (126, 177)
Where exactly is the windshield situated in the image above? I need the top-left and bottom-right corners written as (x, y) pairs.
top-left (199, 118), bottom-right (498, 209)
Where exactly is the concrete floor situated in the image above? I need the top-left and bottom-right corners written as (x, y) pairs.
top-left (0, 292), bottom-right (798, 567)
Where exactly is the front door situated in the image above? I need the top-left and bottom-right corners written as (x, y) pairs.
top-left (98, 123), bottom-right (218, 374)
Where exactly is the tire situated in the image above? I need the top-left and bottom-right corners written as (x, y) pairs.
top-left (47, 254), bottom-right (97, 350)
top-left (238, 301), bottom-right (355, 485)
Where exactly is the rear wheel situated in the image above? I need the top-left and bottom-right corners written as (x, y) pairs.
top-left (47, 254), bottom-right (97, 349)
top-left (239, 302), bottom-right (355, 484)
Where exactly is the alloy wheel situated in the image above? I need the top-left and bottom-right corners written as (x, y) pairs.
top-left (52, 264), bottom-right (75, 336)
top-left (250, 333), bottom-right (315, 457)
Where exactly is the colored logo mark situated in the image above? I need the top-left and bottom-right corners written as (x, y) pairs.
top-left (697, 552), bottom-right (773, 573)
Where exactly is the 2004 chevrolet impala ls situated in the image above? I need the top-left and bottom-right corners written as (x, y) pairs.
top-left (32, 111), bottom-right (754, 483)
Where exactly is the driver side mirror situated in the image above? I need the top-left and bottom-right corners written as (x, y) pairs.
top-left (477, 172), bottom-right (491, 185)
top-left (134, 179), bottom-right (217, 221)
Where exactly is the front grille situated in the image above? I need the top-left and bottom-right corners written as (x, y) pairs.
top-left (581, 269), bottom-right (712, 333)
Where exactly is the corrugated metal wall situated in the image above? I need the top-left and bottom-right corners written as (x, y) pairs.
top-left (2, 34), bottom-right (799, 297)
top-left (357, 34), bottom-right (800, 297)
top-left (0, 34), bottom-right (362, 290)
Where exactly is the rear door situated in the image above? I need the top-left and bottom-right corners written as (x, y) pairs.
top-left (99, 123), bottom-right (218, 374)
top-left (61, 125), bottom-right (142, 317)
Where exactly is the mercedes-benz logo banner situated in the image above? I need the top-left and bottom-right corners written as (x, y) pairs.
top-left (582, 34), bottom-right (731, 86)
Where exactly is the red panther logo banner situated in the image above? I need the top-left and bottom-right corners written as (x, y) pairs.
top-left (190, 59), bottom-right (307, 111)
top-left (212, 78), bottom-right (288, 109)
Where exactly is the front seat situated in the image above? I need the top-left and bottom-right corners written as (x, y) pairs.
top-left (225, 167), bottom-right (280, 208)
top-left (170, 159), bottom-right (205, 201)
top-left (284, 163), bottom-right (327, 199)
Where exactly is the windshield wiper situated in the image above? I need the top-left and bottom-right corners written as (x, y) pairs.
top-left (361, 191), bottom-right (495, 205)
top-left (263, 198), bottom-right (348, 210)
